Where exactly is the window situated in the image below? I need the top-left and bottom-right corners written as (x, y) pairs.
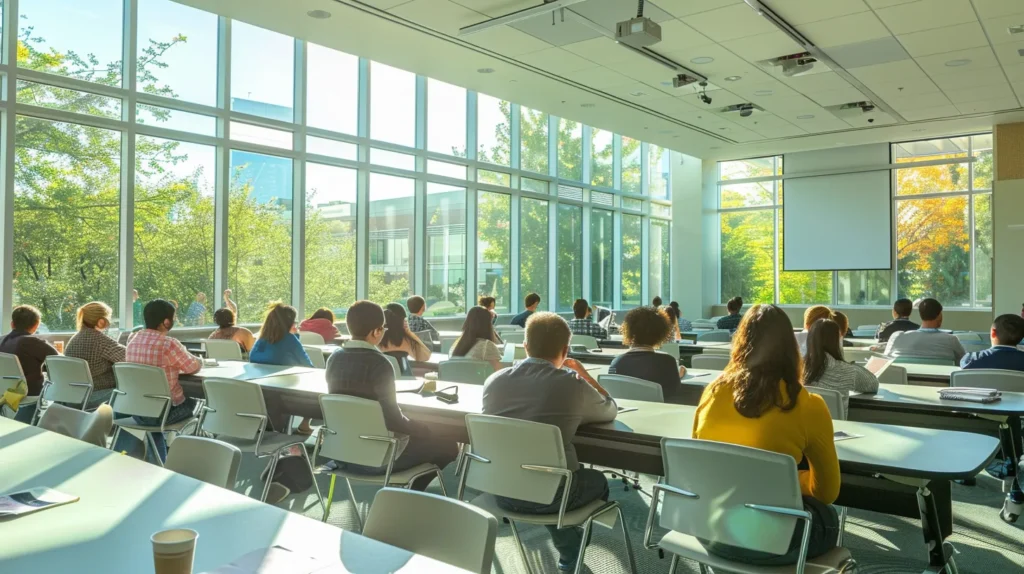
top-left (590, 209), bottom-right (614, 308)
top-left (369, 173), bottom-right (415, 302)
top-left (427, 160), bottom-right (467, 179)
top-left (520, 198), bottom-right (549, 311)
top-left (230, 122), bottom-right (293, 149)
top-left (427, 79), bottom-right (466, 157)
top-left (426, 184), bottom-right (466, 316)
top-left (15, 117), bottom-right (121, 331)
top-left (591, 129), bottom-right (614, 188)
top-left (521, 107), bottom-right (548, 174)
top-left (477, 93), bottom-right (509, 166)
top-left (305, 163), bottom-right (357, 316)
top-left (135, 136), bottom-right (216, 327)
top-left (18, 80), bottom-right (122, 119)
top-left (778, 212), bottom-right (832, 305)
top-left (649, 144), bottom-right (670, 199)
top-left (228, 151), bottom-right (293, 322)
top-left (306, 44), bottom-right (358, 135)
top-left (556, 204), bottom-right (583, 312)
top-left (307, 136), bottom-right (357, 161)
top-left (137, 106), bottom-right (217, 136)
top-left (622, 137), bottom-right (641, 194)
top-left (370, 62), bottom-right (416, 147)
top-left (650, 219), bottom-right (671, 301)
top-left (558, 118), bottom-right (583, 182)
top-left (621, 214), bottom-right (642, 307)
top-left (521, 178), bottom-right (547, 194)
top-left (231, 22), bottom-right (294, 122)
top-left (720, 210), bottom-right (775, 304)
top-left (370, 148), bottom-right (415, 170)
top-left (478, 192), bottom-right (511, 314)
top-left (137, 0), bottom-right (218, 106)
top-left (837, 270), bottom-right (890, 306)
top-left (20, 0), bottom-right (123, 87)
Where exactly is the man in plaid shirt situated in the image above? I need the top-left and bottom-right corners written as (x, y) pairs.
top-left (406, 295), bottom-right (439, 343)
top-left (568, 298), bottom-right (608, 340)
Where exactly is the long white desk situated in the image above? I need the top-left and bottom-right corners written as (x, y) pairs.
top-left (0, 418), bottom-right (471, 573)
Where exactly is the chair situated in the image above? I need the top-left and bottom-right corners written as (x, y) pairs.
top-left (165, 435), bottom-right (242, 490)
top-left (0, 352), bottom-right (35, 421)
top-left (850, 329), bottom-right (877, 338)
top-left (199, 377), bottom-right (325, 510)
top-left (691, 355), bottom-right (729, 370)
top-left (32, 356), bottom-right (95, 425)
top-left (38, 403), bottom-right (113, 448)
top-left (598, 375), bottom-right (664, 403)
top-left (892, 356), bottom-right (955, 366)
top-left (951, 369), bottom-right (1024, 393)
top-left (495, 325), bottom-right (523, 333)
top-left (842, 348), bottom-right (879, 363)
top-left (440, 337), bottom-right (459, 354)
top-left (570, 335), bottom-right (600, 350)
top-left (877, 364), bottom-right (908, 385)
top-left (363, 488), bottom-right (498, 574)
top-left (384, 351), bottom-right (415, 378)
top-left (644, 438), bottom-right (855, 574)
top-left (110, 363), bottom-right (198, 467)
top-left (411, 330), bottom-right (435, 345)
top-left (961, 341), bottom-right (989, 355)
top-left (696, 330), bottom-right (732, 343)
top-left (383, 354), bottom-right (416, 381)
top-left (856, 325), bottom-right (878, 332)
top-left (955, 332), bottom-right (982, 342)
top-left (460, 414), bottom-right (636, 574)
top-left (304, 346), bottom-right (327, 368)
top-left (660, 343), bottom-right (680, 360)
top-left (203, 339), bottom-right (244, 361)
top-left (438, 360), bottom-right (495, 385)
top-left (314, 395), bottom-right (448, 529)
top-left (502, 332), bottom-right (526, 345)
top-left (807, 387), bottom-right (847, 421)
top-left (501, 344), bottom-right (527, 363)
top-left (298, 331), bottom-right (326, 345)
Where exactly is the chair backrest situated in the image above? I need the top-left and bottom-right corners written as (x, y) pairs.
top-left (951, 369), bottom-right (1024, 392)
top-left (961, 341), bottom-right (989, 354)
top-left (850, 329), bottom-right (877, 338)
top-left (203, 339), bottom-right (243, 361)
top-left (464, 414), bottom-right (567, 504)
top-left (955, 332), bottom-right (982, 342)
top-left (502, 332), bottom-right (525, 345)
top-left (570, 334), bottom-right (599, 350)
top-left (892, 356), bottom-right (955, 366)
top-left (438, 360), bottom-right (495, 385)
top-left (165, 435), bottom-right (242, 489)
top-left (111, 363), bottom-right (174, 418)
top-left (0, 352), bottom-right (26, 384)
top-left (856, 325), bottom-right (878, 332)
top-left (363, 488), bottom-right (498, 574)
top-left (43, 356), bottom-right (94, 406)
top-left (494, 325), bottom-right (522, 333)
top-left (696, 330), bottom-right (732, 342)
top-left (298, 331), bottom-right (325, 345)
top-left (500, 344), bottom-right (527, 363)
top-left (200, 377), bottom-right (270, 440)
top-left (877, 364), bottom-right (908, 385)
top-left (38, 403), bottom-right (113, 447)
top-left (598, 374), bottom-right (664, 402)
top-left (411, 330), bottom-right (435, 344)
top-left (659, 343), bottom-right (680, 360)
top-left (304, 346), bottom-right (327, 368)
top-left (660, 438), bottom-right (803, 555)
top-left (318, 394), bottom-right (393, 467)
top-left (440, 337), bottom-right (458, 354)
top-left (384, 351), bottom-right (414, 378)
top-left (691, 354), bottom-right (729, 370)
top-left (806, 386), bottom-right (847, 420)
top-left (381, 354), bottom-right (416, 380)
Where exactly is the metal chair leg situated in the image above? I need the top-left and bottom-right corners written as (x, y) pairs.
top-left (435, 469), bottom-right (448, 497)
top-left (260, 455), bottom-right (280, 502)
top-left (507, 520), bottom-right (533, 574)
top-left (109, 427), bottom-right (123, 451)
top-left (668, 554), bottom-right (679, 574)
top-left (837, 506), bottom-right (848, 547)
top-left (573, 518), bottom-right (595, 574)
top-left (322, 475), bottom-right (336, 523)
top-left (345, 477), bottom-right (364, 531)
top-left (616, 506), bottom-right (638, 574)
top-left (299, 445), bottom-right (327, 516)
top-left (146, 432), bottom-right (165, 467)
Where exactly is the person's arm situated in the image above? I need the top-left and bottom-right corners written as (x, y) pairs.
top-left (959, 352), bottom-right (974, 369)
top-left (101, 337), bottom-right (127, 365)
top-left (850, 363), bottom-right (880, 394)
top-left (373, 359), bottom-right (426, 436)
top-left (562, 358), bottom-right (608, 396)
top-left (576, 374), bottom-right (617, 425)
top-left (800, 393), bottom-right (841, 504)
top-left (883, 331), bottom-right (901, 356)
top-left (169, 339), bottom-right (203, 375)
top-left (223, 290), bottom-right (237, 316)
top-left (291, 335), bottom-right (315, 367)
top-left (405, 332), bottom-right (432, 362)
top-left (238, 328), bottom-right (256, 353)
top-left (482, 341), bottom-right (503, 372)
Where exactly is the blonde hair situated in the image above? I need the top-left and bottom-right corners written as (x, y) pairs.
top-left (524, 312), bottom-right (571, 361)
top-left (77, 301), bottom-right (112, 330)
top-left (803, 305), bottom-right (834, 330)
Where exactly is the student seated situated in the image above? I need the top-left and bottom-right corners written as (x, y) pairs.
top-left (1, 305), bottom-right (59, 423)
top-left (299, 307), bottom-right (341, 343)
top-left (450, 306), bottom-right (503, 371)
top-left (510, 292), bottom-right (541, 328)
top-left (405, 295), bottom-right (439, 342)
top-left (64, 302), bottom-right (126, 409)
top-left (883, 298), bottom-right (965, 363)
top-left (325, 301), bottom-right (457, 489)
top-left (961, 314), bottom-right (1024, 371)
top-left (568, 298), bottom-right (608, 339)
top-left (608, 306), bottom-right (687, 402)
top-left (378, 303), bottom-right (432, 362)
top-left (479, 296), bottom-right (497, 323)
top-left (208, 307), bottom-right (255, 352)
top-left (694, 304), bottom-right (840, 566)
top-left (803, 318), bottom-right (879, 411)
top-left (117, 300), bottom-right (202, 462)
top-left (483, 312), bottom-right (617, 571)
top-left (795, 305), bottom-right (834, 355)
top-left (670, 301), bottom-right (692, 333)
top-left (250, 302), bottom-right (315, 435)
top-left (716, 296), bottom-right (744, 331)
top-left (661, 304), bottom-right (683, 342)
top-left (832, 311), bottom-right (855, 348)
top-left (652, 296), bottom-right (663, 307)
top-left (876, 298), bottom-right (919, 343)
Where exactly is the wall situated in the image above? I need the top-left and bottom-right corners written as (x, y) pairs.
top-left (993, 123), bottom-right (1024, 318)
top-left (671, 151), bottom-right (704, 320)
top-left (709, 305), bottom-right (992, 332)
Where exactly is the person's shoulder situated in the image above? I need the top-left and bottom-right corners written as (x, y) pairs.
top-left (797, 386), bottom-right (831, 417)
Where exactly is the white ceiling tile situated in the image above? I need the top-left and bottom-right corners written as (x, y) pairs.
top-left (944, 82), bottom-right (1016, 104)
top-left (844, 110), bottom-right (897, 127)
top-left (388, 0), bottom-right (487, 36)
top-left (516, 48), bottom-right (596, 74)
top-left (606, 57), bottom-right (680, 85)
top-left (874, 0), bottom-right (976, 35)
top-left (980, 12), bottom-right (1024, 45)
top-left (864, 0), bottom-right (918, 8)
top-left (720, 31), bottom-right (803, 63)
top-left (758, 93), bottom-right (824, 112)
top-left (849, 59), bottom-right (930, 84)
top-left (884, 91), bottom-right (953, 109)
top-left (449, 0), bottom-right (536, 18)
top-left (644, 96), bottom-right (699, 116)
top-left (955, 97), bottom-right (1022, 114)
top-left (915, 46), bottom-right (1000, 76)
top-left (649, 0), bottom-right (741, 18)
top-left (805, 86), bottom-right (868, 106)
top-left (1013, 82), bottom-right (1024, 100)
top-left (929, 67), bottom-right (1012, 91)
top-left (465, 24), bottom-right (553, 56)
top-left (563, 37), bottom-right (631, 64)
top-left (1006, 63), bottom-right (1024, 82)
top-left (751, 123), bottom-right (808, 138)
top-left (972, 0), bottom-right (1024, 19)
top-left (900, 105), bottom-right (961, 120)
top-left (992, 40), bottom-right (1024, 66)
top-left (562, 66), bottom-right (636, 89)
top-left (765, 0), bottom-right (871, 26)
top-left (680, 4), bottom-right (778, 42)
top-left (896, 22), bottom-right (989, 58)
top-left (780, 71), bottom-right (854, 93)
top-left (652, 20), bottom-right (715, 53)
top-left (362, 0), bottom-right (414, 9)
top-left (799, 12), bottom-right (892, 48)
top-left (602, 82), bottom-right (671, 103)
top-left (796, 117), bottom-right (854, 133)
top-left (867, 77), bottom-right (942, 100)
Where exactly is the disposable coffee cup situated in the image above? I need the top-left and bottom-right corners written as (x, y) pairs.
top-left (151, 528), bottom-right (198, 574)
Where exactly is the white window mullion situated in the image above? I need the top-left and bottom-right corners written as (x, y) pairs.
top-left (118, 0), bottom-right (138, 328)
top-left (213, 16), bottom-right (231, 312)
top-left (291, 39), bottom-right (307, 317)
top-left (0, 0), bottom-right (21, 324)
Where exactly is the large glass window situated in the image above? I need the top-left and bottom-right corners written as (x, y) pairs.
top-left (426, 183), bottom-right (467, 316)
top-left (649, 144), bottom-right (670, 199)
top-left (305, 163), bottom-right (357, 317)
top-left (306, 44), bottom-right (359, 135)
top-left (19, 0), bottom-right (123, 87)
top-left (622, 137), bottom-right (641, 194)
top-left (370, 62), bottom-right (416, 147)
top-left (778, 213), bottom-right (832, 305)
top-left (897, 196), bottom-right (970, 306)
top-left (369, 173), bottom-right (415, 303)
top-left (427, 79), bottom-right (467, 157)
top-left (231, 22), bottom-right (294, 122)
top-left (137, 0), bottom-right (218, 106)
top-left (591, 129), bottom-right (614, 188)
top-left (556, 204), bottom-right (583, 311)
top-left (650, 219), bottom-right (671, 301)
top-left (621, 214), bottom-right (643, 307)
top-left (720, 210), bottom-right (775, 304)
top-left (558, 118), bottom-right (583, 182)
top-left (478, 192), bottom-right (511, 314)
top-left (477, 93), bottom-right (510, 166)
top-left (590, 209), bottom-right (614, 308)
top-left (520, 198), bottom-right (549, 311)
top-left (521, 107), bottom-right (548, 174)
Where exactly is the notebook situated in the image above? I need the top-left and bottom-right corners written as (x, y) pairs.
top-left (864, 356), bottom-right (895, 377)
top-left (938, 387), bottom-right (1002, 404)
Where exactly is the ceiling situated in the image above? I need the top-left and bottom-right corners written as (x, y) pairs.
top-left (183, 0), bottom-right (1024, 160)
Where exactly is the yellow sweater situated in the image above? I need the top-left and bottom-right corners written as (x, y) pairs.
top-left (693, 379), bottom-right (841, 504)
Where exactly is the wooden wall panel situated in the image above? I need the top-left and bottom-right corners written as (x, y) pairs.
top-left (995, 122), bottom-right (1024, 181)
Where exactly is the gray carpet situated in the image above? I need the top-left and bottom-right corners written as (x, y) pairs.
top-left (220, 450), bottom-right (1024, 574)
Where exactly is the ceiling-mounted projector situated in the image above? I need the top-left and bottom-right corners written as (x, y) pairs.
top-left (781, 57), bottom-right (816, 77)
top-left (615, 17), bottom-right (661, 49)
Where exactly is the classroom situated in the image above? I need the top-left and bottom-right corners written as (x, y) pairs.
top-left (2, 0), bottom-right (1024, 573)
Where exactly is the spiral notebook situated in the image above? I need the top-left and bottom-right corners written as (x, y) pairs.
top-left (938, 387), bottom-right (1002, 404)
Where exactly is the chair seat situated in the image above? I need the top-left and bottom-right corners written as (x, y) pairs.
top-left (112, 416), bottom-right (196, 433)
top-left (470, 493), bottom-right (619, 529)
top-left (217, 431), bottom-right (307, 455)
top-left (658, 531), bottom-right (853, 574)
top-left (318, 462), bottom-right (441, 487)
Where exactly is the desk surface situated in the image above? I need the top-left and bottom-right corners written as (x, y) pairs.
top-left (0, 419), bottom-right (470, 574)
top-left (193, 362), bottom-right (317, 382)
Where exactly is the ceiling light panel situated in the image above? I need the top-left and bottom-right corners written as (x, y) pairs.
top-left (873, 0), bottom-right (976, 35)
top-left (510, 14), bottom-right (601, 46)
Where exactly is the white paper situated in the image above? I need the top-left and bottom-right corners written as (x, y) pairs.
top-left (833, 431), bottom-right (864, 442)
top-left (0, 487), bottom-right (79, 517)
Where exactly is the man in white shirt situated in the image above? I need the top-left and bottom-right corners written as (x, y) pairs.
top-left (883, 298), bottom-right (965, 363)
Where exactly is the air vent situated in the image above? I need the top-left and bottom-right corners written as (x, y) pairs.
top-left (591, 191), bottom-right (613, 206)
top-left (557, 185), bottom-right (583, 201)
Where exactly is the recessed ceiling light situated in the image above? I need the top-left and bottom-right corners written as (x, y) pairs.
top-left (754, 89), bottom-right (774, 96)
top-left (690, 57), bottom-right (714, 64)
top-left (1009, 24), bottom-right (1024, 35)
top-left (477, 67), bottom-right (495, 74)
top-left (944, 59), bottom-right (971, 67)
top-left (307, 9), bottom-right (332, 19)
top-left (629, 90), bottom-right (648, 97)
top-left (580, 103), bottom-right (595, 108)
top-left (796, 114), bottom-right (815, 120)
top-left (724, 75), bottom-right (742, 82)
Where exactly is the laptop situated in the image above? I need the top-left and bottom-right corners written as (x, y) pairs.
top-left (864, 356), bottom-right (895, 378)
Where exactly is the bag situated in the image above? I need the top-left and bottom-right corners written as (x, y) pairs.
top-left (0, 379), bottom-right (28, 419)
top-left (268, 455), bottom-right (313, 494)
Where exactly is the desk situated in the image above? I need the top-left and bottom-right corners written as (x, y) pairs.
top-left (0, 418), bottom-right (471, 573)
top-left (902, 364), bottom-right (959, 385)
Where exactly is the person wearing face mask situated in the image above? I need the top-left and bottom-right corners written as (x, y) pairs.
top-left (65, 301), bottom-right (126, 409)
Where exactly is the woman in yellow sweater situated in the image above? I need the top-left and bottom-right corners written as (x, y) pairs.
top-left (693, 303), bottom-right (841, 566)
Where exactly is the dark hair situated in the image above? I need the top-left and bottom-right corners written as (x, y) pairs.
top-left (621, 306), bottom-right (671, 348)
top-left (802, 319), bottom-right (844, 384)
top-left (833, 311), bottom-right (849, 337)
top-left (994, 314), bottom-right (1024, 346)
top-left (11, 305), bottom-right (41, 331)
top-left (652, 296), bottom-right (663, 307)
top-left (309, 307), bottom-right (335, 322)
top-left (213, 308), bottom-right (236, 329)
top-left (893, 298), bottom-right (913, 317)
top-left (143, 299), bottom-right (176, 330)
top-left (380, 303), bottom-right (408, 348)
top-left (407, 296), bottom-right (426, 314)
top-left (259, 302), bottom-right (297, 344)
top-left (478, 296), bottom-right (496, 309)
top-left (726, 296), bottom-right (743, 314)
top-left (525, 312), bottom-right (571, 361)
top-left (662, 304), bottom-right (680, 322)
top-left (572, 298), bottom-right (590, 319)
top-left (669, 301), bottom-right (680, 311)
top-left (918, 298), bottom-right (943, 322)
top-left (452, 307), bottom-right (499, 357)
top-left (346, 300), bottom-right (385, 338)
top-left (524, 292), bottom-right (541, 308)
top-left (709, 304), bottom-right (802, 418)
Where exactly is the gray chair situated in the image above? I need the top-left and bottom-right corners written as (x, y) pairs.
top-left (110, 363), bottom-right (198, 467)
top-left (0, 352), bottom-right (34, 420)
top-left (691, 355), bottom-right (729, 370)
top-left (298, 331), bottom-right (326, 345)
top-left (502, 332), bottom-right (526, 345)
top-left (364, 488), bottom-right (498, 574)
top-left (598, 374), bottom-right (664, 403)
top-left (877, 364), bottom-right (908, 385)
top-left (696, 330), bottom-right (732, 343)
top-left (660, 343), bottom-right (680, 360)
top-left (495, 325), bottom-right (523, 333)
top-left (501, 344), bottom-right (527, 363)
top-left (440, 337), bottom-right (459, 354)
top-left (203, 339), bottom-right (244, 361)
top-left (384, 354), bottom-right (417, 381)
top-left (644, 438), bottom-right (855, 574)
top-left (32, 356), bottom-right (95, 425)
top-left (304, 346), bottom-right (327, 369)
top-left (412, 330), bottom-right (435, 345)
top-left (955, 332), bottom-right (982, 342)
top-left (165, 435), bottom-right (242, 490)
top-left (38, 403), bottom-right (113, 448)
top-left (950, 369), bottom-right (1024, 393)
top-left (570, 334), bottom-right (600, 350)
top-left (807, 387), bottom-right (847, 421)
top-left (438, 360), bottom-right (494, 385)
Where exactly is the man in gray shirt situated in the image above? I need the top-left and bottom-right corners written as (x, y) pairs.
top-left (482, 312), bottom-right (617, 572)
top-left (884, 298), bottom-right (965, 363)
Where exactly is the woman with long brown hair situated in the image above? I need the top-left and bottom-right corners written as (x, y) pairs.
top-left (249, 302), bottom-right (315, 435)
top-left (803, 318), bottom-right (878, 411)
top-left (377, 303), bottom-right (432, 362)
top-left (693, 304), bottom-right (840, 566)
top-left (450, 306), bottom-right (503, 371)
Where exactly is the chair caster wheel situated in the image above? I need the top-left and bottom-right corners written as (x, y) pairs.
top-left (1000, 498), bottom-right (1022, 523)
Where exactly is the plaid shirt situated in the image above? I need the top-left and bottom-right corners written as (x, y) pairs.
top-left (568, 318), bottom-right (608, 339)
top-left (406, 314), bottom-right (439, 342)
top-left (126, 329), bottom-right (202, 405)
top-left (64, 328), bottom-right (126, 391)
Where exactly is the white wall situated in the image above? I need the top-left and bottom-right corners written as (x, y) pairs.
top-left (993, 123), bottom-right (1024, 317)
top-left (670, 151), bottom-right (703, 321)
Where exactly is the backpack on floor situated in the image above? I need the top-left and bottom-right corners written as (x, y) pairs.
top-left (269, 455), bottom-right (313, 493)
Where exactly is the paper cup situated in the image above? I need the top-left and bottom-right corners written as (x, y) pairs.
top-left (151, 528), bottom-right (198, 574)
